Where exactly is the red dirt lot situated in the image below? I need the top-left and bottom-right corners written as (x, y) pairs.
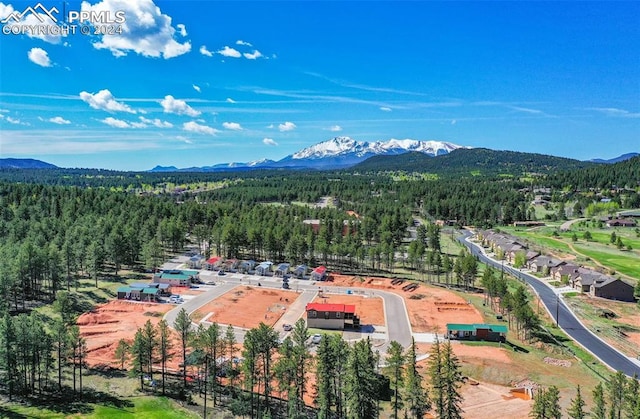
top-left (77, 300), bottom-right (182, 369)
top-left (326, 275), bottom-right (483, 333)
top-left (192, 286), bottom-right (299, 329)
top-left (312, 294), bottom-right (385, 325)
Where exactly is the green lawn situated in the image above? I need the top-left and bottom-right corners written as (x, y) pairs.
top-left (0, 396), bottom-right (198, 419)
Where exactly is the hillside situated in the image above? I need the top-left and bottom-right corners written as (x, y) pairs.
top-left (351, 148), bottom-right (597, 177)
top-left (548, 154), bottom-right (640, 189)
top-left (0, 158), bottom-right (58, 169)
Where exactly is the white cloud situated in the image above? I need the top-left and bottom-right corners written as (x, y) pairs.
top-left (27, 48), bottom-right (52, 67)
top-left (176, 23), bottom-right (187, 37)
top-left (380, 107), bottom-right (392, 112)
top-left (217, 46), bottom-right (241, 58)
top-left (328, 125), bottom-right (342, 132)
top-left (139, 116), bottom-right (172, 128)
top-left (183, 121), bottom-right (218, 135)
top-left (222, 122), bottom-right (243, 131)
top-left (278, 121), bottom-right (296, 132)
top-left (263, 138), bottom-right (278, 146)
top-left (6, 116), bottom-right (22, 124)
top-left (588, 107), bottom-right (640, 118)
top-left (80, 89), bottom-right (136, 113)
top-left (0, 108), bottom-right (9, 113)
top-left (176, 135), bottom-right (192, 144)
top-left (243, 50), bottom-right (263, 60)
top-left (160, 95), bottom-right (200, 116)
top-left (266, 124), bottom-right (274, 129)
top-left (1, 3), bottom-right (64, 44)
top-left (236, 40), bottom-right (252, 46)
top-left (451, 119), bottom-right (457, 125)
top-left (226, 97), bottom-right (236, 104)
top-left (199, 45), bottom-right (213, 57)
top-left (49, 116), bottom-right (71, 124)
top-left (80, 0), bottom-right (191, 59)
top-left (192, 84), bottom-right (201, 93)
top-left (101, 117), bottom-right (131, 128)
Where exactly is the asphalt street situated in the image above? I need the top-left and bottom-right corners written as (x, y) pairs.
top-left (458, 230), bottom-right (640, 377)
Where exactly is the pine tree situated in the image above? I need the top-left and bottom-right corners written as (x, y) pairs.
top-left (567, 385), bottom-right (587, 419)
top-left (608, 371), bottom-right (627, 419)
top-left (173, 308), bottom-right (193, 392)
top-left (404, 338), bottom-right (430, 419)
top-left (441, 341), bottom-right (463, 419)
top-left (625, 374), bottom-right (640, 419)
top-left (593, 382), bottom-right (607, 419)
top-left (157, 320), bottom-right (172, 396)
top-left (114, 338), bottom-right (130, 370)
top-left (428, 336), bottom-right (445, 418)
top-left (384, 341), bottom-right (405, 419)
top-left (345, 338), bottom-right (380, 419)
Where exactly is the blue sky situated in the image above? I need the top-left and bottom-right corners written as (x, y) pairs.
top-left (0, 1), bottom-right (638, 170)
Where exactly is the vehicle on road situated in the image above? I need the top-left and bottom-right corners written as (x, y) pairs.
top-left (169, 295), bottom-right (183, 303)
top-left (283, 324), bottom-right (292, 331)
top-left (217, 270), bottom-right (226, 276)
top-left (282, 282), bottom-right (290, 289)
top-left (311, 334), bottom-right (322, 344)
top-left (204, 280), bottom-right (216, 285)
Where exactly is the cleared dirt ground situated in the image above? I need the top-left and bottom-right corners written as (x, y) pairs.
top-left (192, 286), bottom-right (298, 329)
top-left (326, 275), bottom-right (484, 332)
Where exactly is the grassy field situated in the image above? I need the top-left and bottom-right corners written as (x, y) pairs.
top-left (0, 396), bottom-right (199, 419)
top-left (500, 225), bottom-right (640, 280)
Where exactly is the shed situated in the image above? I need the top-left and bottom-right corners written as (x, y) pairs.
top-left (293, 265), bottom-right (308, 278)
top-left (311, 266), bottom-right (327, 281)
top-left (256, 261), bottom-right (273, 276)
top-left (275, 263), bottom-right (290, 277)
top-left (238, 260), bottom-right (256, 273)
top-left (117, 286), bottom-right (133, 300)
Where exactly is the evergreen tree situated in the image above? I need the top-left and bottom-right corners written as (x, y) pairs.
top-left (625, 374), bottom-right (640, 419)
top-left (404, 338), bottom-right (430, 419)
top-left (384, 341), bottom-right (405, 419)
top-left (608, 371), bottom-right (627, 419)
top-left (567, 385), bottom-right (587, 419)
top-left (593, 382), bottom-right (607, 419)
top-left (114, 338), bottom-right (130, 370)
top-left (157, 320), bottom-right (172, 396)
top-left (345, 338), bottom-right (380, 419)
top-left (428, 336), bottom-right (445, 418)
top-left (441, 341), bottom-right (464, 419)
top-left (173, 308), bottom-right (193, 392)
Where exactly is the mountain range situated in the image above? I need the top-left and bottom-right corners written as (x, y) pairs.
top-left (589, 152), bottom-right (639, 164)
top-left (0, 158), bottom-right (58, 169)
top-left (150, 137), bottom-right (463, 172)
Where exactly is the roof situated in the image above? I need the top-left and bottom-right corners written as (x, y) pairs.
top-left (130, 282), bottom-right (149, 289)
top-left (207, 257), bottom-right (221, 264)
top-left (117, 286), bottom-right (132, 293)
top-left (142, 288), bottom-right (160, 294)
top-left (446, 323), bottom-right (508, 333)
top-left (257, 261), bottom-right (273, 269)
top-left (306, 303), bottom-right (356, 314)
top-left (276, 263), bottom-right (290, 271)
top-left (159, 272), bottom-right (191, 280)
top-left (312, 266), bottom-right (327, 275)
top-left (158, 283), bottom-right (170, 289)
top-left (294, 264), bottom-right (307, 271)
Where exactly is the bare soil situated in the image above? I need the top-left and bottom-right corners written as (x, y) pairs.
top-left (311, 294), bottom-right (385, 325)
top-left (192, 286), bottom-right (298, 329)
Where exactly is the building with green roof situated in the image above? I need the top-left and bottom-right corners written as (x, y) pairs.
top-left (446, 323), bottom-right (507, 342)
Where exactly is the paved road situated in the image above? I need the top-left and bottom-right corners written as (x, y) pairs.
top-left (458, 230), bottom-right (640, 377)
top-left (163, 272), bottom-right (413, 352)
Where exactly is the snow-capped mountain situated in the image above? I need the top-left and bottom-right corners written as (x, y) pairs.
top-left (149, 137), bottom-right (465, 171)
top-left (275, 137), bottom-right (464, 169)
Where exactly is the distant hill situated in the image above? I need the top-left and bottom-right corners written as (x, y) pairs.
top-left (548, 155), bottom-right (640, 189)
top-left (0, 158), bottom-right (57, 169)
top-left (589, 152), bottom-right (639, 164)
top-left (351, 148), bottom-right (597, 176)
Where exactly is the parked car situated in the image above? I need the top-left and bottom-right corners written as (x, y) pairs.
top-left (282, 282), bottom-right (290, 289)
top-left (217, 270), bottom-right (226, 276)
top-left (311, 334), bottom-right (322, 344)
top-left (205, 280), bottom-right (216, 285)
top-left (169, 295), bottom-right (183, 303)
top-left (282, 324), bottom-right (292, 331)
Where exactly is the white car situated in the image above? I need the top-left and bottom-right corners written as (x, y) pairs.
top-left (169, 295), bottom-right (183, 303)
top-left (311, 334), bottom-right (322, 344)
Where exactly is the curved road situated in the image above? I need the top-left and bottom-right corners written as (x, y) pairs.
top-left (458, 230), bottom-right (640, 377)
top-left (163, 274), bottom-right (413, 353)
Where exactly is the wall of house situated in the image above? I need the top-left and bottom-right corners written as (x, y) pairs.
top-left (307, 317), bottom-right (344, 330)
top-left (594, 282), bottom-right (635, 302)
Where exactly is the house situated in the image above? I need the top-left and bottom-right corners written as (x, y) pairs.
top-left (293, 265), bottom-right (308, 279)
top-left (446, 323), bottom-right (508, 342)
top-left (310, 266), bottom-right (328, 281)
top-left (551, 264), bottom-right (581, 284)
top-left (117, 286), bottom-right (142, 301)
top-left (141, 287), bottom-right (160, 302)
top-left (591, 278), bottom-right (636, 302)
top-left (188, 255), bottom-right (204, 269)
top-left (238, 260), bottom-right (256, 274)
top-left (574, 272), bottom-right (603, 292)
top-left (205, 257), bottom-right (223, 270)
top-left (528, 256), bottom-right (565, 273)
top-left (256, 261), bottom-right (273, 276)
top-left (223, 258), bottom-right (239, 271)
top-left (606, 218), bottom-right (637, 228)
top-left (275, 263), bottom-right (290, 277)
top-left (153, 269), bottom-right (198, 287)
top-left (306, 303), bottom-right (359, 330)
